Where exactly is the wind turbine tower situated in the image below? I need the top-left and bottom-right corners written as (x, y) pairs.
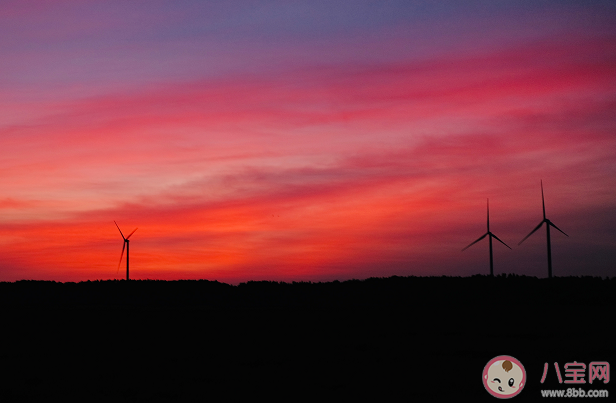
top-left (115, 221), bottom-right (138, 281)
top-left (518, 181), bottom-right (568, 278)
top-left (462, 199), bottom-right (511, 276)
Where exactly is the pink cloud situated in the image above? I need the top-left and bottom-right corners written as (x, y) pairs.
top-left (1, 33), bottom-right (615, 282)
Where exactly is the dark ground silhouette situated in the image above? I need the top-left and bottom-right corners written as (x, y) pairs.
top-left (1, 275), bottom-right (614, 401)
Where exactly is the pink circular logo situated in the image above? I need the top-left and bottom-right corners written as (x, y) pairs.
top-left (483, 355), bottom-right (526, 398)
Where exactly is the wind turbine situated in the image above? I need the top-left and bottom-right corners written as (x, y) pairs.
top-left (115, 221), bottom-right (137, 281)
top-left (462, 198), bottom-right (511, 276)
top-left (518, 181), bottom-right (568, 278)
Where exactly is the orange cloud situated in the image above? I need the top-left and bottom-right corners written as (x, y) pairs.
top-left (1, 34), bottom-right (615, 282)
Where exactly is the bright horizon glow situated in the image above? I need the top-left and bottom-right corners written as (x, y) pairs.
top-left (1, 1), bottom-right (615, 283)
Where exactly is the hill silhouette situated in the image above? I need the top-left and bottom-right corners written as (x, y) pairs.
top-left (1, 275), bottom-right (614, 401)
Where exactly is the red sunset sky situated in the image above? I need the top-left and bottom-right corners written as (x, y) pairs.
top-left (1, 1), bottom-right (615, 283)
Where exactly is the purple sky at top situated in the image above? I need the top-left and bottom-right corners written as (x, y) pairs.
top-left (3, 1), bottom-right (613, 92)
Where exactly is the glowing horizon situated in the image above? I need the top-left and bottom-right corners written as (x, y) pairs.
top-left (1, 1), bottom-right (615, 283)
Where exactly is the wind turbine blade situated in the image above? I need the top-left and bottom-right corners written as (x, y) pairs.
top-left (518, 221), bottom-right (544, 245)
top-left (549, 221), bottom-right (569, 237)
top-left (126, 228), bottom-right (138, 240)
top-left (117, 241), bottom-right (126, 272)
top-left (486, 198), bottom-right (490, 232)
top-left (114, 221), bottom-right (126, 240)
top-left (491, 233), bottom-right (512, 249)
top-left (541, 180), bottom-right (546, 220)
top-left (462, 233), bottom-right (488, 251)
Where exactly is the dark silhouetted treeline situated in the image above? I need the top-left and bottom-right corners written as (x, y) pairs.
top-left (1, 274), bottom-right (614, 310)
top-left (1, 275), bottom-right (614, 402)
